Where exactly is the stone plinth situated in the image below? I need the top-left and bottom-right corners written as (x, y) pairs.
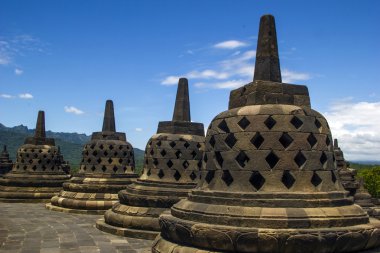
top-left (96, 78), bottom-right (205, 239)
top-left (0, 145), bottom-right (13, 175)
top-left (0, 111), bottom-right (71, 202)
top-left (47, 100), bottom-right (138, 214)
top-left (152, 15), bottom-right (380, 253)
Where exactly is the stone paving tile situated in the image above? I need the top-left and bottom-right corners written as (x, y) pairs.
top-left (0, 202), bottom-right (152, 253)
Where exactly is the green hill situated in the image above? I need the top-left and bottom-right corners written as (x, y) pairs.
top-left (0, 124), bottom-right (145, 174)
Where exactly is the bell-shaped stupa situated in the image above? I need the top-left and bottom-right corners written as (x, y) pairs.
top-left (0, 145), bottom-right (13, 175)
top-left (96, 78), bottom-right (205, 239)
top-left (0, 111), bottom-right (71, 202)
top-left (152, 15), bottom-right (380, 253)
top-left (47, 100), bottom-right (138, 214)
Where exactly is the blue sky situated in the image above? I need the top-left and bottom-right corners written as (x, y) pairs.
top-left (1, 1), bottom-right (380, 160)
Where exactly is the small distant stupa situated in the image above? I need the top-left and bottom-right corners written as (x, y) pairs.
top-left (47, 100), bottom-right (139, 214)
top-left (0, 111), bottom-right (71, 202)
top-left (96, 78), bottom-right (205, 239)
top-left (0, 145), bottom-right (13, 175)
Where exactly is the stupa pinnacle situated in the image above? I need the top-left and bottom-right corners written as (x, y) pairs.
top-left (0, 111), bottom-right (71, 202)
top-left (152, 15), bottom-right (380, 253)
top-left (47, 100), bottom-right (138, 214)
top-left (96, 78), bottom-right (205, 239)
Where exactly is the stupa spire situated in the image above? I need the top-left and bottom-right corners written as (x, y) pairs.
top-left (334, 138), bottom-right (339, 148)
top-left (102, 100), bottom-right (116, 132)
top-left (172, 78), bottom-right (191, 122)
top-left (253, 14), bottom-right (282, 82)
top-left (34, 111), bottom-right (46, 138)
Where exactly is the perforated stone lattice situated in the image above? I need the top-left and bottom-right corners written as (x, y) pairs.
top-left (201, 106), bottom-right (335, 191)
top-left (13, 145), bottom-right (64, 172)
top-left (79, 140), bottom-right (135, 174)
top-left (142, 134), bottom-right (205, 183)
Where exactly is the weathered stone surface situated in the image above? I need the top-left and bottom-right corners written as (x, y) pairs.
top-left (152, 14), bottom-right (380, 253)
top-left (0, 145), bottom-right (12, 175)
top-left (47, 100), bottom-right (138, 213)
top-left (0, 111), bottom-right (71, 202)
top-left (96, 78), bottom-right (205, 239)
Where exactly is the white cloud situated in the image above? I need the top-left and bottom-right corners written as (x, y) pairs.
top-left (282, 69), bottom-right (310, 83)
top-left (162, 75), bottom-right (181, 85)
top-left (214, 40), bottom-right (247, 49)
top-left (324, 99), bottom-right (380, 161)
top-left (213, 79), bottom-right (246, 89)
top-left (14, 68), bottom-right (23, 75)
top-left (19, 93), bottom-right (33, 99)
top-left (187, 69), bottom-right (229, 80)
top-left (0, 94), bottom-right (13, 98)
top-left (64, 106), bottom-right (84, 115)
top-left (135, 128), bottom-right (143, 132)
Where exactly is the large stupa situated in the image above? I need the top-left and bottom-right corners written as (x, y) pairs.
top-left (96, 78), bottom-right (205, 239)
top-left (46, 100), bottom-right (139, 214)
top-left (152, 15), bottom-right (380, 253)
top-left (0, 111), bottom-right (71, 202)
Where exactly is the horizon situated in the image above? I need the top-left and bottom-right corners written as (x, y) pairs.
top-left (1, 1), bottom-right (379, 161)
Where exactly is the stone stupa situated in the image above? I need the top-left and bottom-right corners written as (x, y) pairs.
top-left (152, 15), bottom-right (380, 253)
top-left (96, 78), bottom-right (205, 239)
top-left (0, 145), bottom-right (13, 175)
top-left (47, 100), bottom-right (138, 214)
top-left (0, 111), bottom-right (71, 202)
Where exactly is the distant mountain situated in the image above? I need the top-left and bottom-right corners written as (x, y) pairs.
top-left (0, 123), bottom-right (145, 174)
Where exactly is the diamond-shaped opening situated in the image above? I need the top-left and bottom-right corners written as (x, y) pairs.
top-left (82, 166), bottom-right (86, 171)
top-left (290, 116), bottom-right (303, 129)
top-left (113, 166), bottom-right (118, 173)
top-left (294, 151), bottom-right (307, 168)
top-left (153, 158), bottom-right (159, 166)
top-left (109, 145), bottom-right (114, 150)
top-left (150, 149), bottom-right (154, 155)
top-left (160, 149), bottom-right (167, 157)
top-left (320, 152), bottom-right (328, 165)
top-left (238, 117), bottom-right (250, 130)
top-left (42, 165), bottom-right (47, 170)
top-left (331, 171), bottom-right (337, 183)
top-left (265, 151), bottom-right (279, 169)
top-left (218, 120), bottom-right (230, 133)
top-left (251, 133), bottom-right (264, 149)
top-left (184, 142), bottom-right (190, 149)
top-left (203, 154), bottom-right (208, 163)
top-left (38, 160), bottom-right (42, 164)
top-left (87, 158), bottom-right (91, 163)
top-left (38, 149), bottom-right (42, 153)
top-left (183, 160), bottom-right (189, 169)
top-left (145, 159), bottom-right (148, 164)
top-left (169, 141), bottom-right (176, 148)
top-left (156, 140), bottom-right (162, 147)
top-left (279, 132), bottom-right (294, 149)
top-left (205, 170), bottom-right (215, 184)
top-left (315, 118), bottom-right (322, 129)
top-left (158, 169), bottom-right (164, 178)
top-left (311, 171), bottom-right (322, 187)
top-left (282, 170), bottom-right (296, 189)
top-left (264, 116), bottom-right (277, 130)
top-left (235, 151), bottom-right (249, 168)
top-left (221, 170), bottom-right (234, 186)
top-left (92, 150), bottom-right (98, 156)
top-left (99, 144), bottom-right (104, 150)
top-left (190, 171), bottom-right (197, 181)
top-left (173, 170), bottom-right (181, 181)
top-left (147, 169), bottom-right (151, 176)
top-left (97, 157), bottom-right (102, 164)
top-left (32, 165), bottom-right (37, 171)
top-left (175, 150), bottom-right (182, 159)
top-left (118, 158), bottom-right (123, 164)
top-left (209, 136), bottom-right (216, 148)
top-left (108, 158), bottom-right (113, 164)
top-left (114, 151), bottom-right (118, 156)
top-left (225, 133), bottom-right (237, 148)
top-left (215, 151), bottom-right (224, 167)
top-left (191, 150), bottom-right (197, 159)
top-left (123, 151), bottom-right (128, 156)
top-left (33, 153), bottom-right (38, 158)
top-left (196, 143), bottom-right (202, 149)
top-left (91, 165), bottom-right (96, 171)
top-left (29, 159), bottom-right (34, 164)
top-left (167, 160), bottom-right (173, 168)
top-left (23, 165), bottom-right (27, 170)
top-left (90, 144), bottom-right (96, 149)
top-left (326, 136), bottom-right (331, 147)
top-left (104, 150), bottom-right (109, 156)
top-left (249, 171), bottom-right (265, 190)
top-left (119, 145), bottom-right (123, 150)
top-left (197, 160), bottom-right (202, 168)
top-left (43, 154), bottom-right (47, 158)
top-left (307, 133), bottom-right (318, 148)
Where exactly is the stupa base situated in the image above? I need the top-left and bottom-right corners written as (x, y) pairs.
top-left (45, 202), bottom-right (109, 214)
top-left (153, 215), bottom-right (380, 253)
top-left (0, 185), bottom-right (63, 202)
top-left (96, 218), bottom-right (159, 240)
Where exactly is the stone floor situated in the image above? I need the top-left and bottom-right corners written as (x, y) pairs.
top-left (1, 202), bottom-right (380, 253)
top-left (0, 202), bottom-right (152, 253)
